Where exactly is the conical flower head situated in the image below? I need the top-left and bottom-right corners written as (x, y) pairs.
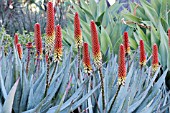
top-left (74, 12), bottom-right (82, 48)
top-left (14, 33), bottom-right (18, 46)
top-left (118, 44), bottom-right (126, 85)
top-left (46, 1), bottom-right (55, 55)
top-left (83, 42), bottom-right (92, 74)
top-left (91, 20), bottom-right (102, 69)
top-left (34, 23), bottom-right (43, 59)
top-left (123, 32), bottom-right (130, 55)
top-left (152, 44), bottom-right (159, 72)
top-left (168, 28), bottom-right (170, 48)
top-left (54, 25), bottom-right (62, 62)
top-left (16, 43), bottom-right (22, 59)
top-left (139, 39), bottom-right (146, 67)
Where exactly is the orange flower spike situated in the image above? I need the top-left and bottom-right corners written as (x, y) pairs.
top-left (34, 23), bottom-right (43, 59)
top-left (54, 25), bottom-right (62, 62)
top-left (123, 32), bottom-right (130, 55)
top-left (168, 28), bottom-right (170, 48)
top-left (14, 33), bottom-right (18, 46)
top-left (46, 1), bottom-right (55, 55)
top-left (74, 12), bottom-right (83, 48)
top-left (152, 44), bottom-right (159, 72)
top-left (139, 39), bottom-right (146, 67)
top-left (83, 43), bottom-right (92, 74)
top-left (16, 43), bottom-right (22, 59)
top-left (118, 44), bottom-right (126, 85)
top-left (91, 20), bottom-right (102, 69)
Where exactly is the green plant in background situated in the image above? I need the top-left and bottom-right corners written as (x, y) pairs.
top-left (64, 0), bottom-right (130, 59)
top-left (122, 0), bottom-right (170, 71)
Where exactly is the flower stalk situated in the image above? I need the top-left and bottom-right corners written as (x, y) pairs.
top-left (50, 25), bottom-right (63, 85)
top-left (16, 43), bottom-right (22, 60)
top-left (74, 12), bottom-right (83, 79)
top-left (26, 42), bottom-right (32, 75)
top-left (139, 39), bottom-right (146, 68)
top-left (34, 23), bottom-right (43, 59)
top-left (123, 31), bottom-right (130, 72)
top-left (90, 20), bottom-right (105, 111)
top-left (14, 33), bottom-right (18, 46)
top-left (152, 43), bottom-right (159, 72)
top-left (34, 23), bottom-right (43, 79)
top-left (83, 43), bottom-right (92, 75)
top-left (45, 1), bottom-right (55, 94)
top-left (109, 44), bottom-right (126, 113)
top-left (45, 1), bottom-right (55, 55)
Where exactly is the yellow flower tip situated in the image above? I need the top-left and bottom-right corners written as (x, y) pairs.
top-left (83, 63), bottom-right (93, 74)
top-left (152, 64), bottom-right (159, 72)
top-left (54, 49), bottom-right (62, 62)
top-left (127, 47), bottom-right (131, 54)
top-left (118, 77), bottom-right (126, 86)
top-left (75, 35), bottom-right (83, 48)
top-left (139, 60), bottom-right (146, 67)
top-left (94, 52), bottom-right (102, 69)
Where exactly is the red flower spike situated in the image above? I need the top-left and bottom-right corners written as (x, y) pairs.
top-left (14, 33), bottom-right (18, 46)
top-left (16, 43), bottom-right (22, 59)
top-left (45, 54), bottom-right (48, 63)
top-left (83, 42), bottom-right (92, 74)
top-left (46, 1), bottom-right (55, 55)
top-left (168, 28), bottom-right (170, 48)
top-left (54, 25), bottom-right (62, 62)
top-left (118, 44), bottom-right (126, 85)
top-left (123, 32), bottom-right (130, 55)
top-left (34, 23), bottom-right (43, 59)
top-left (152, 44), bottom-right (159, 72)
top-left (139, 39), bottom-right (146, 66)
top-left (26, 42), bottom-right (33, 49)
top-left (91, 20), bottom-right (102, 69)
top-left (74, 12), bottom-right (83, 48)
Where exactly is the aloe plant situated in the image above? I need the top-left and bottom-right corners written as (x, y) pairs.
top-left (1, 1), bottom-right (170, 113)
